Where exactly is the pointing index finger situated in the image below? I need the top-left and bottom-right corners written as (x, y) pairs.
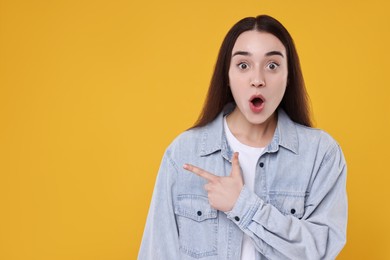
top-left (183, 164), bottom-right (218, 182)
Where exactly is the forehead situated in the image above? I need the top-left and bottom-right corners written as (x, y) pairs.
top-left (232, 30), bottom-right (286, 55)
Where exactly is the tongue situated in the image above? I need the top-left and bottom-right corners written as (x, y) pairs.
top-left (252, 98), bottom-right (263, 107)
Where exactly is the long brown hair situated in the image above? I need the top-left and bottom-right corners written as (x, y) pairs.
top-left (192, 15), bottom-right (312, 128)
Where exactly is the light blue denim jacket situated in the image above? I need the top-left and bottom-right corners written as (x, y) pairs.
top-left (139, 106), bottom-right (347, 260)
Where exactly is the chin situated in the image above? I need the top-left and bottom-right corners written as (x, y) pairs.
top-left (246, 115), bottom-right (271, 125)
top-left (246, 111), bottom-right (275, 126)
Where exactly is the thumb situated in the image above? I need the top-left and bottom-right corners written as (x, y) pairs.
top-left (230, 152), bottom-right (242, 179)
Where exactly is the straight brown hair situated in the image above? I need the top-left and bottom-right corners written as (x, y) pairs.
top-left (192, 15), bottom-right (312, 128)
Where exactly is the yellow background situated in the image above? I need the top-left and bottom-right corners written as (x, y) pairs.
top-left (1, 0), bottom-right (389, 259)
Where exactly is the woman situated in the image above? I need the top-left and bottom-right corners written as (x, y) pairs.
top-left (138, 15), bottom-right (347, 260)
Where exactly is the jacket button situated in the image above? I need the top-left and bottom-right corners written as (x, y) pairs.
top-left (234, 216), bottom-right (240, 221)
top-left (290, 209), bottom-right (296, 214)
top-left (197, 211), bottom-right (202, 216)
top-left (259, 162), bottom-right (264, 168)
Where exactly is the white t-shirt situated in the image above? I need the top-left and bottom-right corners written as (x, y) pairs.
top-left (223, 116), bottom-right (264, 260)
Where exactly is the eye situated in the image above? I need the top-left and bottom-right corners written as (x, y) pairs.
top-left (237, 62), bottom-right (249, 70)
top-left (266, 62), bottom-right (279, 70)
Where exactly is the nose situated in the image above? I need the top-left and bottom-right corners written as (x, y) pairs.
top-left (250, 70), bottom-right (265, 88)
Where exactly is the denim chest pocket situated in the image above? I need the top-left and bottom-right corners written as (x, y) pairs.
top-left (175, 194), bottom-right (218, 258)
top-left (269, 192), bottom-right (306, 219)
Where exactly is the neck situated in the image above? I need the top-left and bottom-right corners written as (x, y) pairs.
top-left (226, 108), bottom-right (277, 148)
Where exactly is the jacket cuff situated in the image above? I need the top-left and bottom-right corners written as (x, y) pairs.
top-left (225, 185), bottom-right (262, 230)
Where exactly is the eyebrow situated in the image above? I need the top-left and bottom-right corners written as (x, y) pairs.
top-left (232, 50), bottom-right (284, 58)
top-left (266, 51), bottom-right (284, 58)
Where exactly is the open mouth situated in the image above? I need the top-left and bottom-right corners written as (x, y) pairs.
top-left (249, 95), bottom-right (265, 113)
top-left (250, 96), bottom-right (264, 108)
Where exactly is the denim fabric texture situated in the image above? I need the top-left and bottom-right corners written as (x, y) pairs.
top-left (138, 105), bottom-right (347, 260)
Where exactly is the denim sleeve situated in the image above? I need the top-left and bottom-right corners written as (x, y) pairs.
top-left (138, 149), bottom-right (180, 259)
top-left (226, 143), bottom-right (347, 260)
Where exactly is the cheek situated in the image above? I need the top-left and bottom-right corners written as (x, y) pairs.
top-left (228, 65), bottom-right (235, 84)
top-left (229, 84), bottom-right (246, 105)
top-left (228, 69), bottom-right (239, 85)
top-left (267, 77), bottom-right (287, 101)
top-left (282, 70), bottom-right (288, 85)
top-left (228, 72), bottom-right (244, 95)
top-left (271, 72), bottom-right (288, 89)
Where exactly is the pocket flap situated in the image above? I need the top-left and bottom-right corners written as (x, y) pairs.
top-left (175, 195), bottom-right (217, 222)
top-left (269, 192), bottom-right (306, 218)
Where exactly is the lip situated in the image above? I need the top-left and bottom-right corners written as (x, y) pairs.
top-left (249, 94), bottom-right (265, 113)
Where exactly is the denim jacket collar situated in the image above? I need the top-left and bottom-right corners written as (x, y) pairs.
top-left (198, 104), bottom-right (299, 159)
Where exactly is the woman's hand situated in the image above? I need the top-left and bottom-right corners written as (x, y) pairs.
top-left (183, 152), bottom-right (243, 212)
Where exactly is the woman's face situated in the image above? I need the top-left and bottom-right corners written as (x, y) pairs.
top-left (228, 30), bottom-right (288, 126)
